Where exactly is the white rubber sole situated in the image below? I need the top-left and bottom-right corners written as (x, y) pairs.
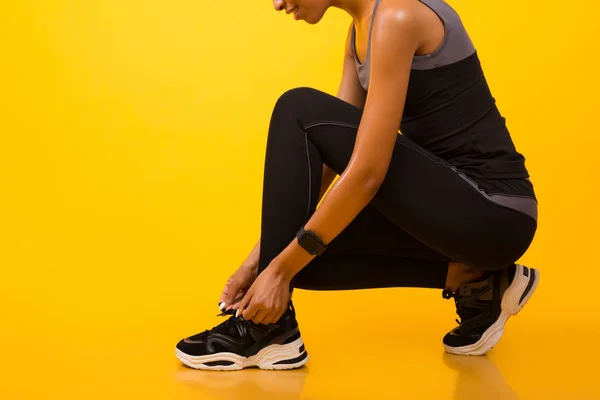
top-left (444, 264), bottom-right (540, 356)
top-left (175, 337), bottom-right (309, 371)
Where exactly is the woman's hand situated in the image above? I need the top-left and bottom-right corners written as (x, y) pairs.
top-left (237, 263), bottom-right (291, 325)
top-left (219, 263), bottom-right (258, 311)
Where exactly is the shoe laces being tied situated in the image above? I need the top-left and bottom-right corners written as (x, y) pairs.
top-left (199, 301), bottom-right (293, 339)
top-left (202, 308), bottom-right (252, 338)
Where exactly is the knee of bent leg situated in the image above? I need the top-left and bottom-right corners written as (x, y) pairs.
top-left (272, 87), bottom-right (322, 119)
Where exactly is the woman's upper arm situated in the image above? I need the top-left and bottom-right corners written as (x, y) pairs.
top-left (346, 8), bottom-right (421, 185)
top-left (337, 24), bottom-right (367, 109)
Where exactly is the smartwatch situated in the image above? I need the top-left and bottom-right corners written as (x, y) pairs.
top-left (296, 226), bottom-right (328, 256)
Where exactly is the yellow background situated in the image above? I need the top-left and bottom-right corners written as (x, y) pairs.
top-left (1, 1), bottom-right (599, 399)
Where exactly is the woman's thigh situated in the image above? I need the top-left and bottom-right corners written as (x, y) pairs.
top-left (293, 204), bottom-right (450, 291)
top-left (323, 204), bottom-right (450, 261)
top-left (281, 87), bottom-right (537, 270)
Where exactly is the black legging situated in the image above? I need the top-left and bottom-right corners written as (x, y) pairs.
top-left (257, 87), bottom-right (537, 290)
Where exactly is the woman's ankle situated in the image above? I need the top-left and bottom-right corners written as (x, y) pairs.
top-left (445, 262), bottom-right (485, 292)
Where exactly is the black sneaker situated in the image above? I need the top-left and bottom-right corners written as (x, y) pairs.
top-left (175, 302), bottom-right (308, 371)
top-left (442, 264), bottom-right (539, 356)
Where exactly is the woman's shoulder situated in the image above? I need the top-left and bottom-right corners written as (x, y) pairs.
top-left (375, 0), bottom-right (464, 28)
top-left (370, 0), bottom-right (444, 49)
top-left (374, 0), bottom-right (475, 68)
top-left (372, 0), bottom-right (447, 34)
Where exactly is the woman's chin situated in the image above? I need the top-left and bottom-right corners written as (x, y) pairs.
top-left (303, 14), bottom-right (323, 25)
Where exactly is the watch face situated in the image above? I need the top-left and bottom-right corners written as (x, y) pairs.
top-left (297, 227), bottom-right (327, 256)
top-left (300, 230), bottom-right (324, 255)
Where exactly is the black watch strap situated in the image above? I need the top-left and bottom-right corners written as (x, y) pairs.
top-left (296, 226), bottom-right (328, 256)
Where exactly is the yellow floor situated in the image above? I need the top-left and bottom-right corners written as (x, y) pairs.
top-left (2, 288), bottom-right (599, 399)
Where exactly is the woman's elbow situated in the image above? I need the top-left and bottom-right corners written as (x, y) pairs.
top-left (364, 175), bottom-right (385, 194)
top-left (350, 169), bottom-right (386, 195)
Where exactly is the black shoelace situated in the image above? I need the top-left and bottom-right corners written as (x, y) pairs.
top-left (442, 286), bottom-right (491, 326)
top-left (201, 308), bottom-right (250, 337)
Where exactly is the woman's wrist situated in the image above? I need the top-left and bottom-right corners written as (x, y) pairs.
top-left (268, 260), bottom-right (295, 282)
top-left (271, 242), bottom-right (314, 281)
top-left (241, 239), bottom-right (261, 273)
top-left (241, 261), bottom-right (258, 274)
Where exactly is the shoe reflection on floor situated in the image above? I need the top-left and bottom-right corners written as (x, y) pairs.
top-left (443, 353), bottom-right (519, 400)
top-left (175, 365), bottom-right (309, 400)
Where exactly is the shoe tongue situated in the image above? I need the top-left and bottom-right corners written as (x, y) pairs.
top-left (209, 313), bottom-right (247, 338)
top-left (458, 277), bottom-right (492, 301)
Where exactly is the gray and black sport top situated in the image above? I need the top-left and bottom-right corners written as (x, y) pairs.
top-left (351, 0), bottom-right (537, 219)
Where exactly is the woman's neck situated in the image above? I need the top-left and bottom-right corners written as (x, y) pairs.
top-left (331, 0), bottom-right (377, 23)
